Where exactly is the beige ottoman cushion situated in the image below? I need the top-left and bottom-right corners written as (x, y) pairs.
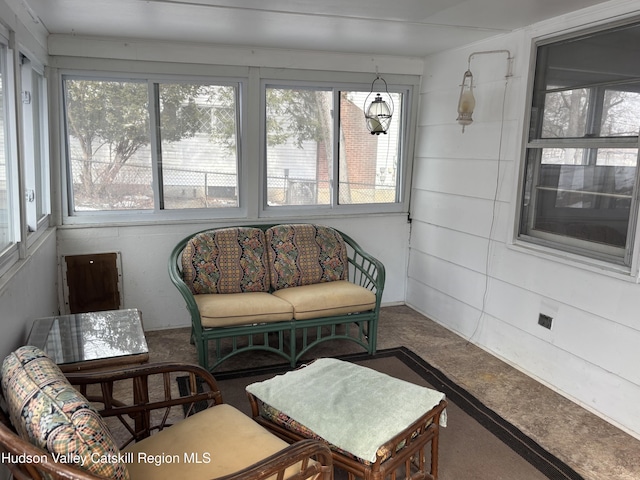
top-left (195, 292), bottom-right (293, 327)
top-left (124, 404), bottom-right (294, 480)
top-left (272, 281), bottom-right (376, 320)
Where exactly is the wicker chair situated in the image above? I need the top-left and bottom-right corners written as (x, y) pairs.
top-left (0, 346), bottom-right (332, 480)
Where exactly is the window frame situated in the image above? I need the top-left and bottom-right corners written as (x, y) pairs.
top-left (259, 78), bottom-right (413, 218)
top-left (0, 31), bottom-right (21, 276)
top-left (516, 19), bottom-right (640, 272)
top-left (21, 55), bottom-right (51, 242)
top-left (58, 67), bottom-right (417, 225)
top-left (59, 71), bottom-right (247, 225)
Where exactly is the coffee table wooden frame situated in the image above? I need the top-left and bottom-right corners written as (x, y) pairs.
top-left (248, 393), bottom-right (447, 480)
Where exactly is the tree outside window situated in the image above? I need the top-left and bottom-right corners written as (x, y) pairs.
top-left (63, 75), bottom-right (408, 218)
top-left (63, 78), bottom-right (239, 212)
top-left (520, 21), bottom-right (640, 266)
top-left (265, 86), bottom-right (402, 208)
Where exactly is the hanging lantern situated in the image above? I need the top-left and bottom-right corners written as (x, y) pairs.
top-left (364, 76), bottom-right (394, 135)
top-left (456, 69), bottom-right (475, 132)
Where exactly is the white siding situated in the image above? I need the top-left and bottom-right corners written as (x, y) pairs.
top-left (408, 4), bottom-right (640, 439)
top-left (0, 230), bottom-right (58, 363)
top-left (56, 213), bottom-right (410, 331)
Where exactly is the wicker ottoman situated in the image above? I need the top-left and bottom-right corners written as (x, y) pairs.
top-left (246, 358), bottom-right (447, 480)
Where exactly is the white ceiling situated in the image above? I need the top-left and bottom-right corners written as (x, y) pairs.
top-left (18, 0), bottom-right (611, 57)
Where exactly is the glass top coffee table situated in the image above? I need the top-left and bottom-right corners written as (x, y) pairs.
top-left (26, 309), bottom-right (149, 372)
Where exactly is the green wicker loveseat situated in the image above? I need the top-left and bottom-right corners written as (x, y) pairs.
top-left (168, 223), bottom-right (385, 371)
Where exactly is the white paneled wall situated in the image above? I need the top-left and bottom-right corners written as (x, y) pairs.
top-left (56, 214), bottom-right (410, 332)
top-left (408, 6), bottom-right (640, 438)
top-left (0, 230), bottom-right (59, 362)
top-left (0, 0), bottom-right (55, 389)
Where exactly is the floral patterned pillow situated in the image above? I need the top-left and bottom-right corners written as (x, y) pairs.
top-left (181, 227), bottom-right (270, 294)
top-left (266, 224), bottom-right (348, 290)
top-left (1, 345), bottom-right (130, 479)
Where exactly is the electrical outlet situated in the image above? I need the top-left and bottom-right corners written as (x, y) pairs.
top-left (538, 313), bottom-right (553, 329)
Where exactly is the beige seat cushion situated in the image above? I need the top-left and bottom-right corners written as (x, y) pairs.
top-left (124, 404), bottom-right (295, 480)
top-left (272, 280), bottom-right (376, 320)
top-left (196, 292), bottom-right (293, 327)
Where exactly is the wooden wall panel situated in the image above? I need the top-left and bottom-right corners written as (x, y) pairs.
top-left (63, 253), bottom-right (122, 314)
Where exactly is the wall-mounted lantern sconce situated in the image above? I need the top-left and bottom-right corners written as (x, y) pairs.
top-left (455, 49), bottom-right (513, 133)
top-left (364, 76), bottom-right (394, 135)
top-left (456, 70), bottom-right (475, 133)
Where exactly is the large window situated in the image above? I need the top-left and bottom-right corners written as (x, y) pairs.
top-left (0, 43), bottom-right (51, 275)
top-left (63, 77), bottom-right (240, 215)
top-left (61, 73), bottom-right (412, 221)
top-left (0, 41), bottom-right (13, 255)
top-left (519, 21), bottom-right (640, 267)
top-left (264, 84), bottom-right (404, 210)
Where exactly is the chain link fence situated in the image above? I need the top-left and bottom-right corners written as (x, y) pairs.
top-left (71, 159), bottom-right (238, 211)
top-left (266, 174), bottom-right (395, 206)
top-left (71, 161), bottom-right (395, 210)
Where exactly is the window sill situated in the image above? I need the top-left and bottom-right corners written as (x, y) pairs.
top-left (507, 238), bottom-right (639, 283)
top-left (57, 210), bottom-right (410, 231)
top-left (260, 202), bottom-right (406, 218)
top-left (0, 228), bottom-right (56, 291)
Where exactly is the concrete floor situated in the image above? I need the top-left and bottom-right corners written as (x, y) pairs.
top-left (145, 305), bottom-right (640, 479)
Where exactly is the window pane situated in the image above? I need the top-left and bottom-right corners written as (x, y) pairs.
top-left (33, 72), bottom-right (46, 222)
top-left (539, 85), bottom-right (640, 139)
top-left (522, 21), bottom-right (640, 264)
top-left (265, 87), bottom-right (332, 206)
top-left (159, 84), bottom-right (239, 209)
top-left (35, 72), bottom-right (50, 223)
top-left (339, 91), bottom-right (401, 204)
top-left (601, 88), bottom-right (640, 136)
top-left (64, 79), bottom-right (152, 211)
top-left (23, 64), bottom-right (50, 231)
top-left (525, 148), bottom-right (636, 248)
top-left (0, 50), bottom-right (10, 250)
top-left (539, 22), bottom-right (640, 89)
top-left (541, 89), bottom-right (588, 138)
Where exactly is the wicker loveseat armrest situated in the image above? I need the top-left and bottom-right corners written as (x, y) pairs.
top-left (216, 439), bottom-right (333, 480)
top-left (340, 231), bottom-right (385, 300)
top-left (65, 362), bottom-right (223, 447)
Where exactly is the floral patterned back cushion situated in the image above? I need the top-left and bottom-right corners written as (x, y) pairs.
top-left (266, 224), bottom-right (348, 290)
top-left (1, 345), bottom-right (130, 479)
top-left (181, 227), bottom-right (270, 294)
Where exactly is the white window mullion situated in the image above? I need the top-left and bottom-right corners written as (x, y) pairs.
top-left (37, 71), bottom-right (51, 225)
top-left (21, 57), bottom-right (37, 232)
top-left (332, 88), bottom-right (340, 208)
top-left (7, 34), bottom-right (25, 256)
top-left (148, 81), bottom-right (162, 212)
